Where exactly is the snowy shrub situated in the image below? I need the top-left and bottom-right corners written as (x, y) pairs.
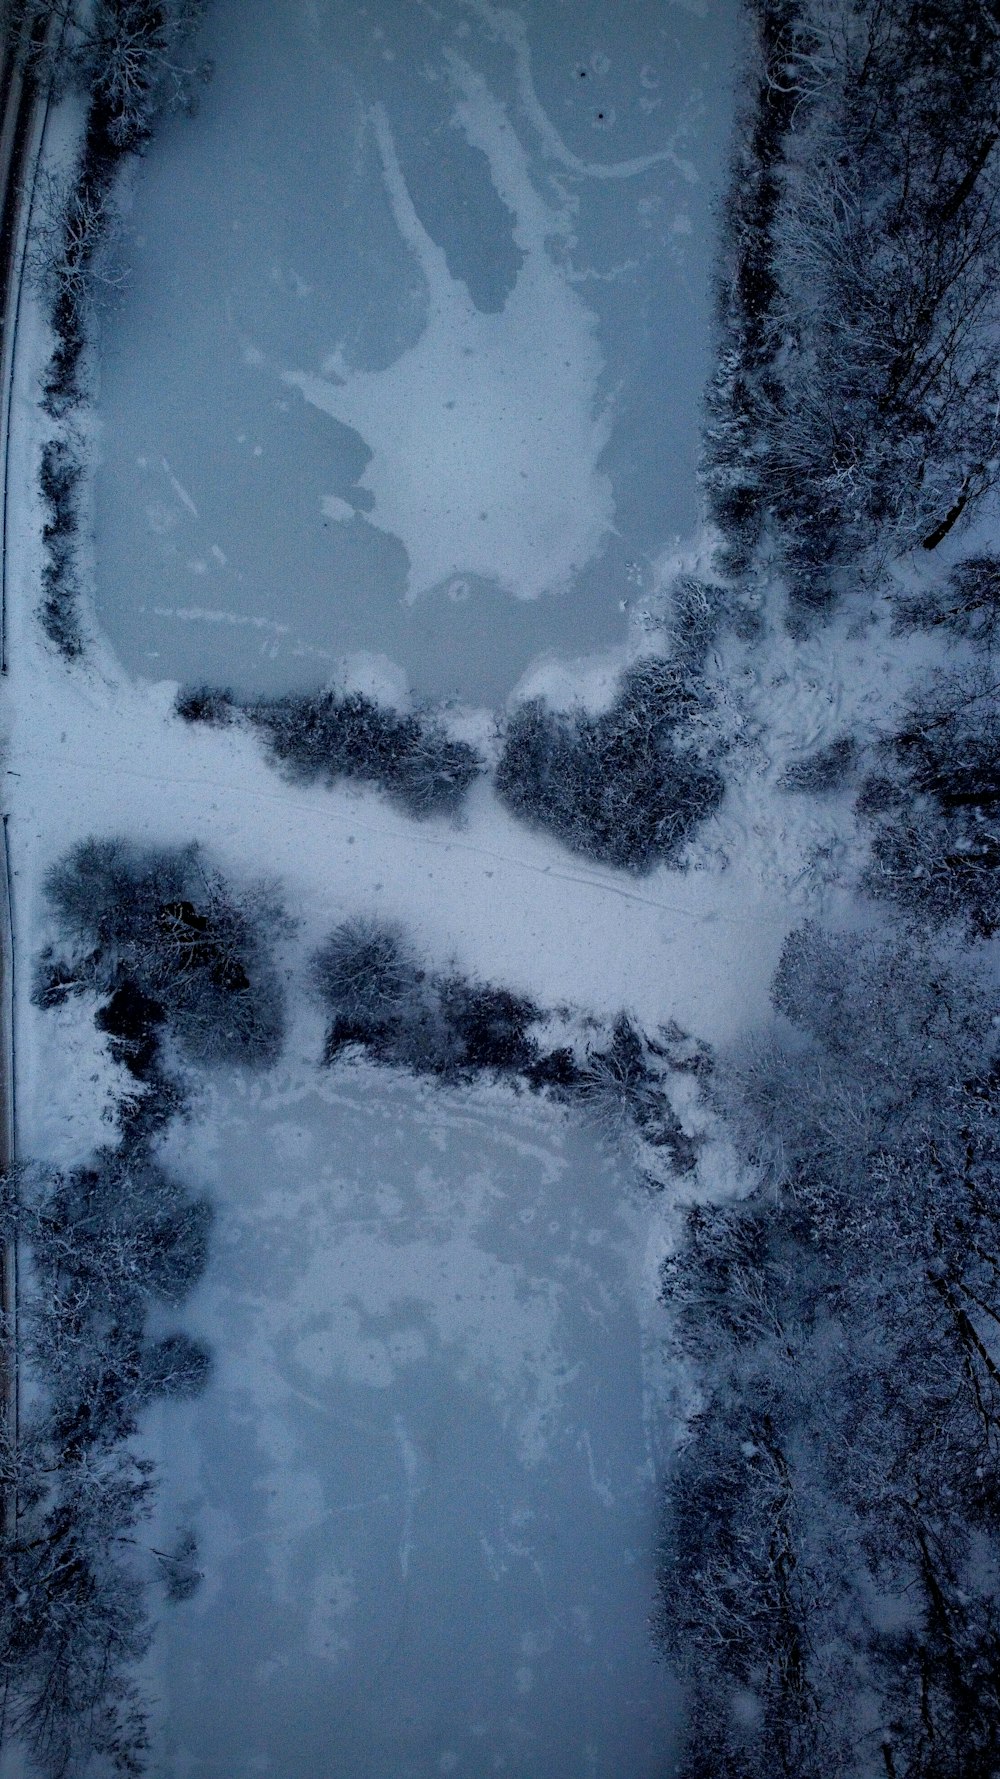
top-left (657, 925), bottom-right (1000, 1779)
top-left (777, 734), bottom-right (856, 794)
top-left (699, 0), bottom-right (802, 581)
top-left (892, 554), bottom-right (1000, 647)
top-left (1, 1124), bottom-right (214, 1768)
top-left (37, 435), bottom-right (86, 657)
top-left (242, 688), bottom-right (484, 818)
top-left (312, 915), bottom-right (423, 1051)
top-left (176, 687), bottom-right (485, 817)
top-left (174, 683), bottom-right (234, 726)
top-left (436, 977), bottom-right (539, 1075)
top-left (578, 1015), bottom-right (696, 1172)
top-left (858, 671), bottom-right (1000, 935)
top-left (313, 920), bottom-right (543, 1081)
top-left (28, 0), bottom-right (208, 663)
top-left (27, 1151), bottom-right (213, 1313)
top-left (38, 837), bottom-right (289, 1065)
top-left (311, 920), bottom-right (699, 1170)
top-left (137, 1332), bottom-right (211, 1401)
top-left (0, 1445), bottom-right (155, 1779)
top-left (495, 658), bottom-right (724, 872)
top-left (669, 576), bottom-right (729, 670)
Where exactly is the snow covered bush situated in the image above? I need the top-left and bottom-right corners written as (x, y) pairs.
top-left (313, 918), bottom-right (543, 1081)
top-left (36, 434), bottom-right (86, 657)
top-left (173, 683), bottom-right (234, 726)
top-left (26, 0), bottom-right (208, 655)
top-left (700, 0), bottom-right (800, 579)
top-left (312, 915), bottom-right (425, 1056)
top-left (495, 658), bottom-right (724, 872)
top-left (311, 919), bottom-right (703, 1178)
top-left (657, 925), bottom-right (1000, 1779)
top-left (37, 838), bottom-right (288, 1066)
top-left (177, 686), bottom-right (484, 819)
top-left (1, 1138), bottom-right (213, 1773)
top-left (777, 734), bottom-right (856, 794)
top-left (578, 1015), bottom-right (696, 1173)
top-left (246, 689), bottom-right (483, 818)
top-left (858, 670), bottom-right (1000, 936)
top-left (892, 554), bottom-right (1000, 647)
top-left (0, 1442), bottom-right (155, 1779)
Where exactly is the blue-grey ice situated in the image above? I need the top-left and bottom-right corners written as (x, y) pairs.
top-left (150, 1068), bottom-right (676, 1778)
top-left (94, 0), bottom-right (740, 703)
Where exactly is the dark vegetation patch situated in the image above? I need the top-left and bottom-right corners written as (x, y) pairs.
top-left (173, 683), bottom-right (234, 727)
top-left (18, 0), bottom-right (209, 654)
top-left (175, 685), bottom-right (484, 819)
top-left (494, 658), bottom-right (724, 872)
top-left (892, 554), bottom-right (1000, 648)
top-left (35, 836), bottom-right (288, 1066)
top-left (704, 0), bottom-right (1000, 612)
top-left (857, 670), bottom-right (1000, 937)
top-left (0, 833), bottom-right (284, 1771)
top-left (656, 927), bottom-right (1000, 1779)
top-left (312, 915), bottom-right (699, 1177)
top-left (777, 735), bottom-right (857, 794)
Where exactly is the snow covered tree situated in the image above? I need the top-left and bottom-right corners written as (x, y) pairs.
top-left (495, 658), bottom-right (724, 872)
top-left (858, 667), bottom-right (1000, 936)
top-left (658, 924), bottom-right (1000, 1778)
top-left (38, 838), bottom-right (289, 1065)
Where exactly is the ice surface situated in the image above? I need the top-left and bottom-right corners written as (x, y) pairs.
top-left (147, 1066), bottom-right (676, 1779)
top-left (92, 0), bottom-right (740, 702)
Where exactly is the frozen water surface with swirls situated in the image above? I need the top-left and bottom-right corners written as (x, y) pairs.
top-left (94, 0), bottom-right (740, 703)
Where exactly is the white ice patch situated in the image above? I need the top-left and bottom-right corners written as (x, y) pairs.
top-left (332, 650), bottom-right (411, 710)
top-left (283, 77), bottom-right (614, 603)
top-left (320, 493), bottom-right (357, 524)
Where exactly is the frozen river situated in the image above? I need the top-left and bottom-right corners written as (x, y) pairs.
top-left (77, 3), bottom-right (745, 1771)
top-left (94, 0), bottom-right (740, 704)
top-left (149, 1063), bottom-right (676, 1779)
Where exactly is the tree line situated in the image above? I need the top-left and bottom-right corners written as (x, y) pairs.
top-left (1, 839), bottom-right (284, 1775)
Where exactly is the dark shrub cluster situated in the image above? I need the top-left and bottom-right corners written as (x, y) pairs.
top-left (1, 1137), bottom-right (212, 1776)
top-left (656, 927), bottom-right (1000, 1779)
top-left (1, 832), bottom-right (247, 1772)
top-left (892, 554), bottom-right (1000, 648)
top-left (313, 916), bottom-right (547, 1082)
top-left (37, 436), bottom-right (86, 658)
top-left (30, 1), bottom-right (207, 655)
top-left (704, 0), bottom-right (1000, 605)
top-left (175, 685), bottom-right (484, 819)
top-left (495, 658), bottom-right (724, 872)
top-left (312, 917), bottom-right (698, 1172)
top-left (668, 576), bottom-right (731, 671)
top-left (577, 1014), bottom-right (697, 1174)
top-left (857, 672), bottom-right (1000, 936)
top-left (700, 0), bottom-right (802, 580)
top-left (777, 734), bottom-right (856, 794)
top-left (173, 683), bottom-right (234, 726)
top-left (36, 837), bottom-right (288, 1067)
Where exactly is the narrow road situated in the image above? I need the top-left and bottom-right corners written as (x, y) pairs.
top-left (0, 12), bottom-right (47, 1540)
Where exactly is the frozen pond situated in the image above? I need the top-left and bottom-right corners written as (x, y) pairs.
top-left (94, 0), bottom-right (740, 703)
top-left (149, 1064), bottom-right (675, 1778)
